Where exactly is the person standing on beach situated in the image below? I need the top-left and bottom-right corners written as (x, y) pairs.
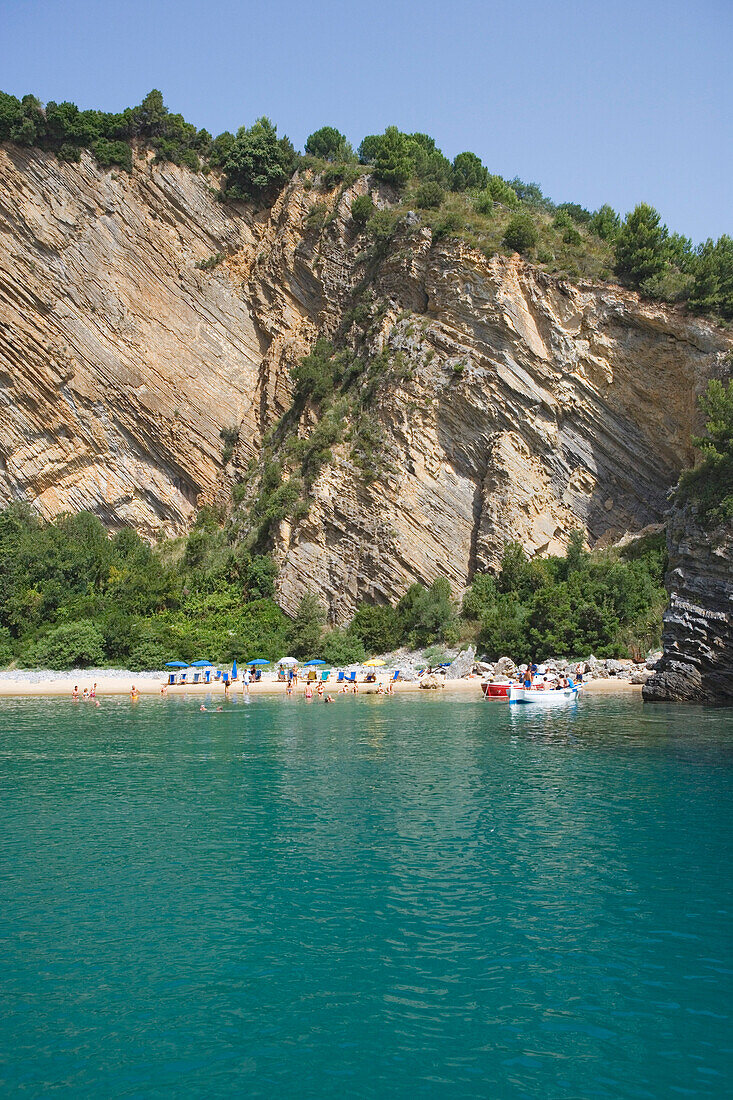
top-left (243, 667), bottom-right (251, 695)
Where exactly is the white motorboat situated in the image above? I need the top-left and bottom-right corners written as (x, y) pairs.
top-left (508, 683), bottom-right (580, 705)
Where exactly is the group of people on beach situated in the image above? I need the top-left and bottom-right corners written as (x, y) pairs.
top-left (519, 663), bottom-right (582, 690)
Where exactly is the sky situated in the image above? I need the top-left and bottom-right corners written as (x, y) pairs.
top-left (2, 0), bottom-right (731, 243)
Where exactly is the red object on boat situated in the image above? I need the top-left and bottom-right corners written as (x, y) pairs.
top-left (482, 681), bottom-right (510, 699)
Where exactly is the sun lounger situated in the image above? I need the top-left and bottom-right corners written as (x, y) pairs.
top-left (345, 671), bottom-right (356, 683)
top-left (192, 672), bottom-right (200, 684)
top-left (204, 670), bottom-right (211, 684)
top-left (168, 673), bottom-right (176, 686)
top-left (336, 671), bottom-right (344, 683)
top-left (214, 670), bottom-right (222, 681)
top-left (321, 670), bottom-right (330, 682)
top-left (391, 670), bottom-right (400, 682)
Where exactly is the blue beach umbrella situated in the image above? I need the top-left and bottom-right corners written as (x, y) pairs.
top-left (247, 659), bottom-right (270, 666)
top-left (190, 660), bottom-right (213, 668)
top-left (165, 661), bottom-right (188, 668)
top-left (232, 659), bottom-right (238, 679)
top-left (303, 659), bottom-right (326, 666)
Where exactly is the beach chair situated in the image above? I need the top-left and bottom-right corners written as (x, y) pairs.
top-left (391, 670), bottom-right (400, 682)
top-left (204, 670), bottom-right (211, 684)
top-left (168, 673), bottom-right (176, 686)
top-left (223, 672), bottom-right (229, 685)
top-left (321, 670), bottom-right (330, 682)
top-left (214, 670), bottom-right (222, 682)
top-left (345, 671), bottom-right (356, 683)
top-left (192, 672), bottom-right (200, 684)
top-left (336, 671), bottom-right (344, 683)
top-left (179, 672), bottom-right (187, 685)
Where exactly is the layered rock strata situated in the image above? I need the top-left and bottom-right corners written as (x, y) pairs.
top-left (1, 144), bottom-right (731, 619)
top-left (643, 506), bottom-right (733, 704)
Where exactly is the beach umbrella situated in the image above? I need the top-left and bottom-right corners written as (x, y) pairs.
top-left (303, 659), bottom-right (326, 666)
top-left (190, 660), bottom-right (213, 668)
top-left (278, 657), bottom-right (298, 666)
top-left (364, 659), bottom-right (386, 667)
top-left (165, 661), bottom-right (188, 668)
top-left (247, 659), bottom-right (270, 666)
top-left (232, 659), bottom-right (238, 679)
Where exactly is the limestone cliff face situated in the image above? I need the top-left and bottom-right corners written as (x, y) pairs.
top-left (643, 506), bottom-right (733, 704)
top-left (1, 145), bottom-right (731, 619)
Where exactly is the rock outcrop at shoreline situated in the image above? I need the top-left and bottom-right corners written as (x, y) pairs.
top-left (1, 145), bottom-right (731, 618)
top-left (643, 506), bottom-right (733, 705)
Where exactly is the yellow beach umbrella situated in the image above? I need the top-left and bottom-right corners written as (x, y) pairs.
top-left (364, 659), bottom-right (386, 667)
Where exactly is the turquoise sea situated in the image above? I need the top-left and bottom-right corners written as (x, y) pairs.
top-left (0, 691), bottom-right (731, 1098)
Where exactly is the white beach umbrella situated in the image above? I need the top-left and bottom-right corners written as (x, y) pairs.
top-left (278, 657), bottom-right (298, 666)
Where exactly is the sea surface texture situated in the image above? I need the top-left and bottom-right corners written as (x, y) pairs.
top-left (1, 692), bottom-right (731, 1098)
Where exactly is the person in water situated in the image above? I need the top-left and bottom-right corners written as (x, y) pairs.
top-left (317, 681), bottom-right (324, 696)
top-left (287, 679), bottom-right (293, 696)
top-left (305, 685), bottom-right (313, 699)
top-left (82, 687), bottom-right (89, 700)
top-left (72, 685), bottom-right (79, 700)
top-left (90, 683), bottom-right (97, 698)
top-left (130, 685), bottom-right (140, 699)
top-left (324, 694), bottom-right (334, 703)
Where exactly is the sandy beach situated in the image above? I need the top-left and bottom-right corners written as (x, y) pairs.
top-left (0, 671), bottom-right (642, 698)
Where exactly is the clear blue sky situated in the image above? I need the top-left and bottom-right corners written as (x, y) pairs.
top-left (3, 0), bottom-right (731, 242)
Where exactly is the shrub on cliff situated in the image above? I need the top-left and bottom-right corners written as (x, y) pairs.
top-left (589, 204), bottom-right (620, 241)
top-left (614, 203), bottom-right (669, 287)
top-left (414, 181), bottom-right (445, 209)
top-left (688, 236), bottom-right (733, 320)
top-left (502, 213), bottom-right (538, 254)
top-left (305, 126), bottom-right (353, 162)
top-left (222, 117), bottom-right (296, 201)
top-left (451, 151), bottom-right (488, 192)
top-left (677, 378), bottom-right (733, 524)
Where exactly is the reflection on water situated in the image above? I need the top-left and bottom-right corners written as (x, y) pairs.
top-left (0, 692), bottom-right (731, 1098)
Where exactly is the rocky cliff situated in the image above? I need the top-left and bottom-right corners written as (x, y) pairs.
top-left (643, 506), bottom-right (733, 704)
top-left (1, 145), bottom-right (731, 619)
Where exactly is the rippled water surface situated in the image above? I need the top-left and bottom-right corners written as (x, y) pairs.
top-left (1, 691), bottom-right (732, 1097)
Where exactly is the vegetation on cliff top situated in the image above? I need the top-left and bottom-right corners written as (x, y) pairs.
top-left (1, 89), bottom-right (731, 321)
top-left (0, 504), bottom-right (666, 670)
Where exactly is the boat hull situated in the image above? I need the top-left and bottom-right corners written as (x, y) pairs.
top-left (482, 681), bottom-right (510, 698)
top-left (508, 684), bottom-right (580, 705)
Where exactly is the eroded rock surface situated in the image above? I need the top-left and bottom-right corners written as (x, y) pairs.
top-left (643, 506), bottom-right (733, 704)
top-left (1, 145), bottom-right (731, 618)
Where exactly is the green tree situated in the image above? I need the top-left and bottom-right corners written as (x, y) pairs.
top-left (372, 126), bottom-right (414, 189)
top-left (223, 117), bottom-right (296, 201)
top-left (397, 578), bottom-right (455, 647)
top-left (33, 621), bottom-right (106, 669)
top-left (414, 181), bottom-right (444, 209)
top-left (350, 193), bottom-right (374, 226)
top-left (322, 628), bottom-right (366, 665)
top-left (502, 213), bottom-right (538, 254)
top-left (477, 595), bottom-right (527, 660)
top-left (305, 126), bottom-right (352, 161)
top-left (461, 573), bottom-right (497, 619)
top-left (451, 151), bottom-right (488, 192)
top-left (614, 203), bottom-right (669, 286)
top-left (688, 236), bottom-right (733, 320)
top-left (589, 203), bottom-right (620, 240)
top-left (349, 603), bottom-right (402, 653)
top-left (288, 592), bottom-right (326, 658)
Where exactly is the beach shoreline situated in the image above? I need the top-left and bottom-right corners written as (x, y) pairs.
top-left (0, 672), bottom-right (642, 698)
